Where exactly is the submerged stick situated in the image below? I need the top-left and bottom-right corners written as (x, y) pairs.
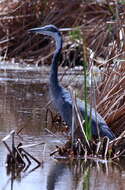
top-left (2, 130), bottom-right (18, 164)
top-left (50, 149), bottom-right (59, 156)
top-left (96, 141), bottom-right (101, 155)
top-left (2, 130), bottom-right (15, 142)
top-left (21, 149), bottom-right (41, 165)
top-left (44, 128), bottom-right (65, 144)
top-left (103, 137), bottom-right (109, 160)
top-left (2, 141), bottom-right (13, 157)
top-left (69, 88), bottom-right (76, 144)
top-left (18, 142), bottom-right (45, 149)
top-left (12, 131), bottom-right (15, 154)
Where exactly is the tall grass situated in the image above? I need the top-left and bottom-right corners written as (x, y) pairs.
top-left (82, 33), bottom-right (92, 140)
top-left (83, 60), bottom-right (92, 140)
top-left (0, 0), bottom-right (125, 135)
top-left (69, 29), bottom-right (92, 140)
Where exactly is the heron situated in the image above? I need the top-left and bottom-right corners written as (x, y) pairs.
top-left (29, 25), bottom-right (115, 140)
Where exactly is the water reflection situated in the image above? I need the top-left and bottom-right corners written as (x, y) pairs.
top-left (0, 78), bottom-right (49, 134)
top-left (47, 162), bottom-right (72, 190)
top-left (46, 159), bottom-right (125, 190)
top-left (2, 153), bottom-right (125, 190)
top-left (0, 65), bottom-right (125, 190)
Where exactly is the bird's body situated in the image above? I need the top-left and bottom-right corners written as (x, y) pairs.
top-left (29, 25), bottom-right (115, 140)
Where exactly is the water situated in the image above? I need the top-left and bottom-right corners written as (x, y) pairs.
top-left (0, 63), bottom-right (125, 190)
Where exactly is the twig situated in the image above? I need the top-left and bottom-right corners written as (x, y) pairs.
top-left (96, 141), bottom-right (101, 155)
top-left (2, 130), bottom-right (15, 142)
top-left (50, 149), bottom-right (59, 156)
top-left (103, 137), bottom-right (109, 160)
top-left (44, 128), bottom-right (65, 144)
top-left (21, 149), bottom-right (41, 166)
top-left (112, 149), bottom-right (125, 160)
top-left (74, 103), bottom-right (91, 151)
top-left (19, 142), bottom-right (45, 149)
top-left (109, 130), bottom-right (125, 146)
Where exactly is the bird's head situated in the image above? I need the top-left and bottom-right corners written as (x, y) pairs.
top-left (28, 24), bottom-right (61, 38)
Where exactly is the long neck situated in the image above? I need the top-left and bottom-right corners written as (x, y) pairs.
top-left (50, 33), bottom-right (62, 92)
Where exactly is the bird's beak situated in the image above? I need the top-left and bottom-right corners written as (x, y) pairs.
top-left (28, 26), bottom-right (80, 34)
top-left (59, 27), bottom-right (79, 32)
top-left (28, 27), bottom-right (44, 34)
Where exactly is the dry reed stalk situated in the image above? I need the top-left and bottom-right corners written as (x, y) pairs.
top-left (0, 0), bottom-right (124, 135)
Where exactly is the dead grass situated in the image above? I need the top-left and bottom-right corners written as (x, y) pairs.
top-left (96, 64), bottom-right (125, 135)
top-left (0, 0), bottom-right (125, 135)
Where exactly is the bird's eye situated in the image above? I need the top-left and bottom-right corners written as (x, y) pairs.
top-left (49, 27), bottom-right (57, 32)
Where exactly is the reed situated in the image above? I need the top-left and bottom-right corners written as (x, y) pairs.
top-left (0, 0), bottom-right (124, 135)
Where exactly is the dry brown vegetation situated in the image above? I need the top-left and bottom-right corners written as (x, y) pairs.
top-left (0, 0), bottom-right (125, 136)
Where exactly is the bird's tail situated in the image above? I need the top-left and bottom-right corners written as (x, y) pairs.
top-left (100, 124), bottom-right (116, 140)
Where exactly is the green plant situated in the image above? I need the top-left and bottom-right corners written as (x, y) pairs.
top-left (83, 60), bottom-right (92, 140)
top-left (69, 29), bottom-right (82, 41)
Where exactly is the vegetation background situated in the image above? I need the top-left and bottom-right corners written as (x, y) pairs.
top-left (0, 0), bottom-right (125, 136)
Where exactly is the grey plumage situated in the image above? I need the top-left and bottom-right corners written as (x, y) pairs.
top-left (29, 25), bottom-right (115, 140)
